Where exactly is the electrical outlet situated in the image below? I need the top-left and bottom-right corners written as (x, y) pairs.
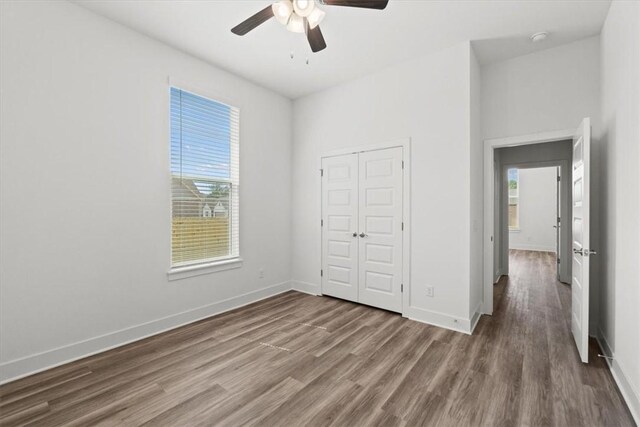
top-left (259, 268), bottom-right (264, 279)
top-left (426, 286), bottom-right (434, 297)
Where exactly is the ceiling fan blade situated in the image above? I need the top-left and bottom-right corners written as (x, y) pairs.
top-left (231, 5), bottom-right (274, 36)
top-left (304, 18), bottom-right (327, 53)
top-left (319, 0), bottom-right (389, 10)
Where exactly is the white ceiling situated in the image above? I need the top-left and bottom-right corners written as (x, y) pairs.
top-left (73, 0), bottom-right (611, 99)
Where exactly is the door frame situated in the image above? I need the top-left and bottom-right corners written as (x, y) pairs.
top-left (319, 138), bottom-right (411, 315)
top-left (483, 129), bottom-right (574, 315)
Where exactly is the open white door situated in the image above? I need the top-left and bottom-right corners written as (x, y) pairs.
top-left (321, 154), bottom-right (359, 302)
top-left (571, 117), bottom-right (593, 363)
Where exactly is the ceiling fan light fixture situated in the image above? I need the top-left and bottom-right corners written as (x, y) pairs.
top-left (307, 7), bottom-right (325, 29)
top-left (286, 13), bottom-right (305, 33)
top-left (272, 0), bottom-right (293, 25)
top-left (293, 0), bottom-right (315, 17)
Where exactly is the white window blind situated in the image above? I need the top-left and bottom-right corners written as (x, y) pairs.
top-left (170, 87), bottom-right (240, 267)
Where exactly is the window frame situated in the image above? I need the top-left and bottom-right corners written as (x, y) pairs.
top-left (166, 79), bottom-right (242, 280)
top-left (508, 168), bottom-right (520, 231)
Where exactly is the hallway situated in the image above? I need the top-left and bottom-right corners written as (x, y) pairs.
top-left (487, 249), bottom-right (634, 426)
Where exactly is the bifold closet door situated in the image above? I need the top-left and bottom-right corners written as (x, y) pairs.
top-left (358, 147), bottom-right (403, 313)
top-left (321, 154), bottom-right (359, 302)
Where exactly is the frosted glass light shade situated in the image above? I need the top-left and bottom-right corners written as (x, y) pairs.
top-left (286, 13), bottom-right (305, 33)
top-left (272, 0), bottom-right (293, 25)
top-left (293, 0), bottom-right (315, 17)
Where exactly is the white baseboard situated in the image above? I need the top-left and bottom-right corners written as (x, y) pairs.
top-left (404, 306), bottom-right (472, 334)
top-left (0, 281), bottom-right (292, 385)
top-left (470, 302), bottom-right (483, 334)
top-left (596, 329), bottom-right (640, 425)
top-left (291, 280), bottom-right (321, 296)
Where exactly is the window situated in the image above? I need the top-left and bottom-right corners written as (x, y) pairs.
top-left (170, 87), bottom-right (239, 269)
top-left (508, 168), bottom-right (519, 230)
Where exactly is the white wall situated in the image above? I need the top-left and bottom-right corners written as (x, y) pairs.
top-left (599, 0), bottom-right (640, 421)
top-left (481, 36), bottom-right (601, 140)
top-left (291, 42), bottom-right (475, 331)
top-left (0, 0), bottom-right (293, 383)
top-left (509, 167), bottom-right (558, 252)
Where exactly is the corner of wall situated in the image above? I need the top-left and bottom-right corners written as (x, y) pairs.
top-left (469, 42), bottom-right (484, 319)
top-left (291, 280), bottom-right (321, 296)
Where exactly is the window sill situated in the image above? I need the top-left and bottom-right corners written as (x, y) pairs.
top-left (167, 257), bottom-right (243, 281)
top-left (509, 228), bottom-right (521, 233)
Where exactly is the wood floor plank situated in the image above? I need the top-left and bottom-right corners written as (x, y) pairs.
top-left (0, 250), bottom-right (634, 426)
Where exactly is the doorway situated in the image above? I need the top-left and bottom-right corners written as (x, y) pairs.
top-left (502, 164), bottom-right (569, 284)
top-left (507, 167), bottom-right (558, 252)
top-left (484, 119), bottom-right (594, 363)
top-left (493, 142), bottom-right (572, 286)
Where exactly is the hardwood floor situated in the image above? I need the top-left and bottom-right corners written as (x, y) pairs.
top-left (0, 250), bottom-right (634, 426)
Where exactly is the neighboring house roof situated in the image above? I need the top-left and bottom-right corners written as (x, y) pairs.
top-left (213, 201), bottom-right (227, 213)
top-left (172, 177), bottom-right (230, 217)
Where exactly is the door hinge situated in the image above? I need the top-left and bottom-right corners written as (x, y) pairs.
top-left (321, 219), bottom-right (323, 227)
top-left (557, 258), bottom-right (560, 264)
top-left (320, 169), bottom-right (324, 177)
top-left (320, 269), bottom-right (323, 277)
top-left (402, 161), bottom-right (405, 169)
top-left (401, 222), bottom-right (404, 231)
top-left (557, 176), bottom-right (561, 182)
top-left (401, 284), bottom-right (404, 292)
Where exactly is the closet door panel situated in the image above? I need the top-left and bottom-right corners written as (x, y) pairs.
top-left (321, 154), bottom-right (359, 302)
top-left (358, 147), bottom-right (403, 312)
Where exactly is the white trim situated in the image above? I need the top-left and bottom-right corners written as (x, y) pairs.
top-left (483, 128), bottom-right (574, 315)
top-left (485, 128), bottom-right (575, 148)
top-left (0, 281), bottom-right (291, 385)
top-left (291, 280), bottom-right (321, 296)
top-left (509, 244), bottom-right (557, 252)
top-left (470, 301), bottom-right (483, 334)
top-left (596, 330), bottom-right (640, 425)
top-left (319, 138), bottom-right (411, 316)
top-left (168, 76), bottom-right (242, 112)
top-left (167, 257), bottom-right (243, 281)
top-left (320, 138), bottom-right (412, 159)
top-left (404, 306), bottom-right (472, 335)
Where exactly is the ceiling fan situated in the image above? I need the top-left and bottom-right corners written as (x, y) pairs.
top-left (231, 0), bottom-right (389, 53)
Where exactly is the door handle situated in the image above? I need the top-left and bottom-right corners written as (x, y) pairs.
top-left (359, 233), bottom-right (367, 238)
top-left (352, 232), bottom-right (358, 237)
top-left (573, 248), bottom-right (597, 256)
